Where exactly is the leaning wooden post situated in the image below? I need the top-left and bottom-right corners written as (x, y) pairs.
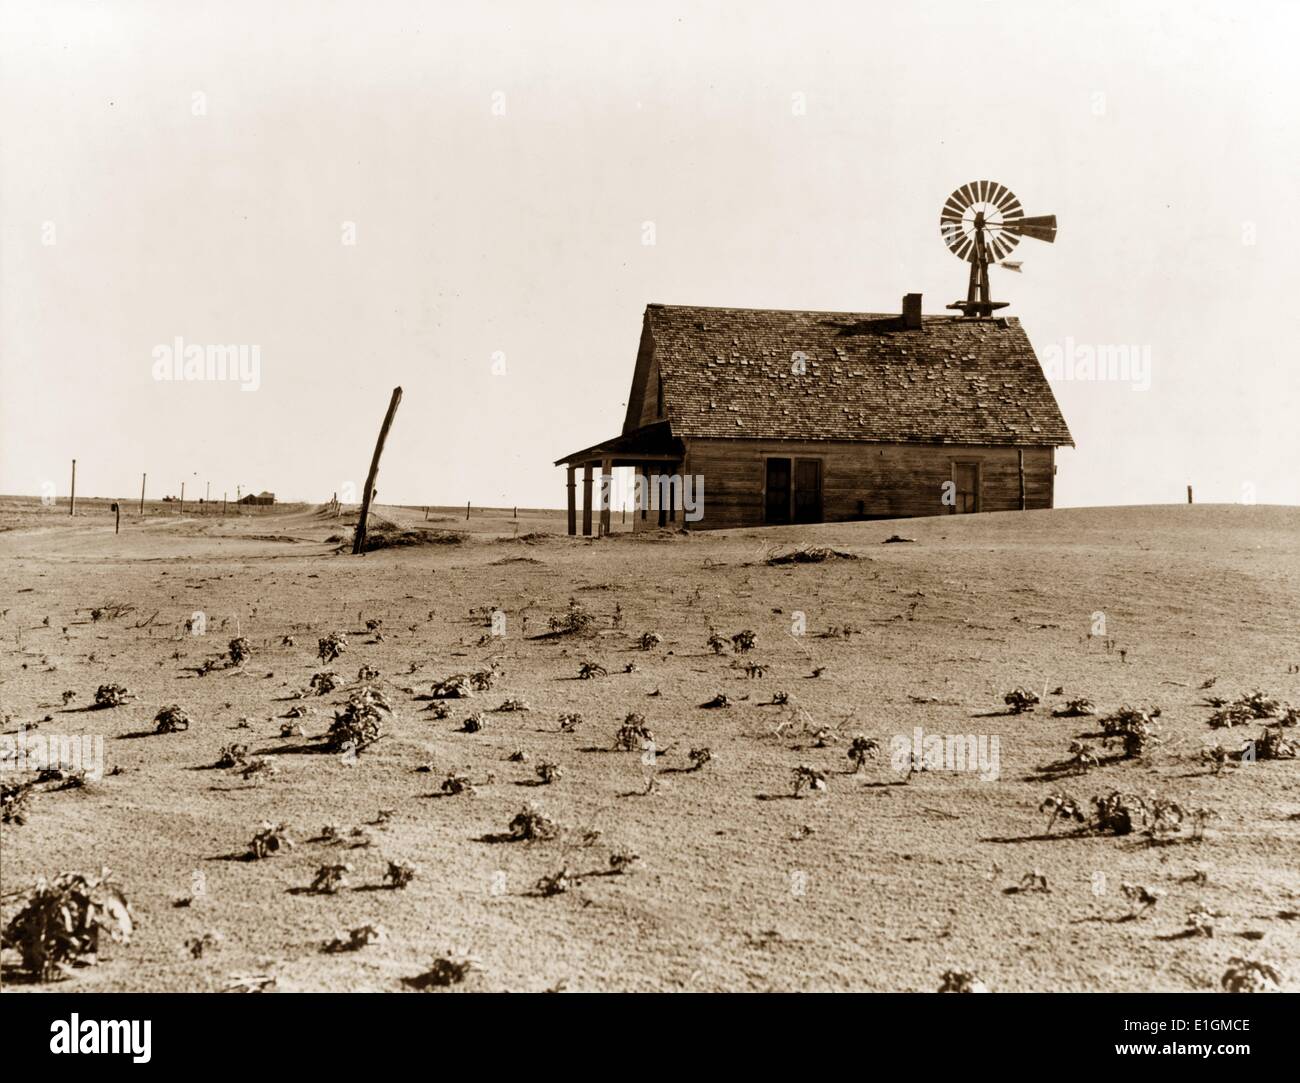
top-left (139, 473), bottom-right (146, 515)
top-left (465, 501), bottom-right (470, 521)
top-left (69, 459), bottom-right (76, 516)
top-left (111, 502), bottom-right (120, 533)
top-left (179, 481), bottom-right (185, 515)
top-left (1187, 485), bottom-right (1193, 504)
top-left (352, 386), bottom-right (403, 555)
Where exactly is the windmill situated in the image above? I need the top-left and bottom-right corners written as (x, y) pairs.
top-left (940, 181), bottom-right (1056, 317)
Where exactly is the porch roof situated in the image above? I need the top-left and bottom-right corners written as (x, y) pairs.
top-left (553, 420), bottom-right (685, 467)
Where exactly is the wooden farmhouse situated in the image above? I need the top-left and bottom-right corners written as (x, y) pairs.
top-left (556, 295), bottom-right (1073, 533)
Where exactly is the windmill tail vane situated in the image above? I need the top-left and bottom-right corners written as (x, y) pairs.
top-left (939, 180), bottom-right (1056, 317)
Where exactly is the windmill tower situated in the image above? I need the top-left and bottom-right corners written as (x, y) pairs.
top-left (939, 181), bottom-right (1057, 317)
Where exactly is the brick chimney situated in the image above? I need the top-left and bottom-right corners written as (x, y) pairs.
top-left (902, 293), bottom-right (922, 330)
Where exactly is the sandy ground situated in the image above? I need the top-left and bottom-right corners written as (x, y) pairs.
top-left (1, 498), bottom-right (1298, 992)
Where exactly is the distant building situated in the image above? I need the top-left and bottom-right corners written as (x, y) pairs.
top-left (240, 491), bottom-right (275, 506)
top-left (556, 296), bottom-right (1073, 532)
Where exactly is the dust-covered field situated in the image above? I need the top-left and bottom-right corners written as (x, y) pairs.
top-left (1, 498), bottom-right (1298, 992)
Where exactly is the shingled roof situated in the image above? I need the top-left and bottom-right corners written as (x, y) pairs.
top-left (635, 304), bottom-right (1073, 447)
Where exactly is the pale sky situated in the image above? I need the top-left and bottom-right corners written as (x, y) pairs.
top-left (2, 0), bottom-right (1297, 508)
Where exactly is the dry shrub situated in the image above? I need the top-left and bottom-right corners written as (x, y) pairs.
top-left (638, 631), bottom-right (663, 650)
top-left (153, 704), bottom-right (191, 733)
top-left (384, 861), bottom-right (416, 889)
top-left (608, 849), bottom-right (640, 873)
top-left (848, 735), bottom-right (879, 772)
top-left (731, 629), bottom-right (757, 653)
top-left (310, 671), bottom-right (340, 695)
top-left (1091, 791), bottom-right (1147, 836)
top-left (441, 771), bottom-right (475, 796)
top-left (310, 863), bottom-right (352, 894)
top-left (323, 924), bottom-right (387, 953)
top-left (1101, 706), bottom-right (1161, 759)
top-left (508, 803), bottom-right (560, 841)
top-left (2, 781), bottom-right (36, 824)
top-left (249, 821), bottom-right (293, 859)
top-left (406, 956), bottom-right (474, 989)
top-left (324, 698), bottom-right (384, 753)
top-left (1252, 728), bottom-right (1297, 760)
top-left (1071, 738), bottom-right (1102, 770)
top-left (938, 970), bottom-right (987, 992)
top-left (1, 868), bottom-right (133, 980)
top-left (791, 764), bottom-right (827, 796)
top-left (240, 757), bottom-right (279, 784)
top-left (431, 674), bottom-right (472, 699)
top-left (688, 747), bottom-right (712, 771)
top-left (1003, 688), bottom-right (1039, 714)
top-left (185, 931), bottom-right (224, 958)
top-left (217, 742), bottom-right (250, 768)
top-left (318, 632), bottom-right (348, 663)
top-left (93, 684), bottom-right (129, 709)
top-left (1221, 957), bottom-right (1283, 992)
top-left (577, 661), bottom-right (607, 680)
top-left (536, 867), bottom-right (574, 896)
top-left (766, 546), bottom-right (857, 565)
top-left (228, 637), bottom-right (252, 665)
top-left (1038, 792), bottom-right (1085, 833)
top-left (613, 714), bottom-right (652, 751)
top-left (548, 600), bottom-right (596, 636)
top-left (1208, 690), bottom-right (1285, 728)
top-left (1052, 698), bottom-right (1095, 718)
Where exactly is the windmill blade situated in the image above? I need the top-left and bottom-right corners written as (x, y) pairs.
top-left (991, 184), bottom-right (1022, 217)
top-left (988, 232), bottom-right (1019, 260)
top-left (999, 260), bottom-right (1023, 272)
top-left (1002, 214), bottom-right (1057, 243)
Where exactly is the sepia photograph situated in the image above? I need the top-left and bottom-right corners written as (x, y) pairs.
top-left (0, 0), bottom-right (1296, 1061)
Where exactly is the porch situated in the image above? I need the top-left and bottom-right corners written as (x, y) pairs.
top-left (553, 421), bottom-right (685, 536)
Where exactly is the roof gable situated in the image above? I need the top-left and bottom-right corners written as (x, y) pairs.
top-left (643, 304), bottom-right (1073, 447)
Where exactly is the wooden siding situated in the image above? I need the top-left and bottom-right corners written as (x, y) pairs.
top-left (670, 438), bottom-right (1053, 530)
top-left (636, 353), bottom-right (663, 428)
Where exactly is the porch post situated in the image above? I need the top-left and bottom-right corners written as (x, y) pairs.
top-left (599, 457), bottom-right (612, 537)
top-left (581, 464), bottom-right (593, 536)
top-left (566, 465), bottom-right (576, 535)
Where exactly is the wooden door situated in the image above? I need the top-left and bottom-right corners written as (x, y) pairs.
top-left (765, 458), bottom-right (791, 524)
top-left (792, 458), bottom-right (823, 523)
top-left (952, 463), bottom-right (979, 514)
